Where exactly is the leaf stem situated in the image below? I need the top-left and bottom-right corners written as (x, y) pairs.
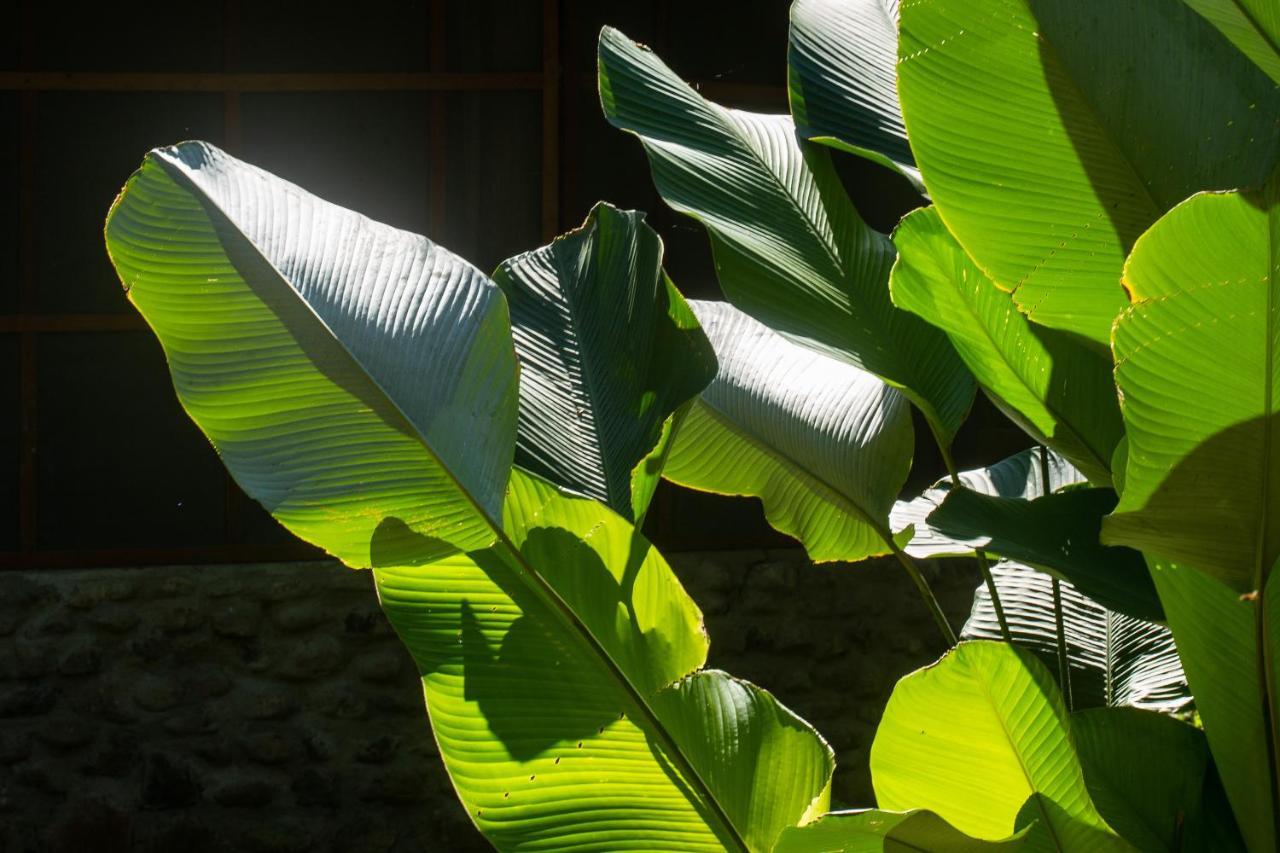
top-left (890, 543), bottom-right (958, 647)
top-left (934, 435), bottom-right (1011, 642)
top-left (1038, 445), bottom-right (1072, 708)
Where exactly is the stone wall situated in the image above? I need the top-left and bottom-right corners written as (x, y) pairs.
top-left (0, 551), bottom-right (978, 852)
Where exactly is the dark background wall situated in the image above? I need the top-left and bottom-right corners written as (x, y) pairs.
top-left (1, 0), bottom-right (1015, 849)
top-left (0, 553), bottom-right (977, 852)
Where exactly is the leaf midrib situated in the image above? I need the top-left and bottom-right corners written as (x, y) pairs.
top-left (694, 396), bottom-right (895, 547)
top-left (974, 664), bottom-right (1068, 851)
top-left (605, 35), bottom-right (889, 330)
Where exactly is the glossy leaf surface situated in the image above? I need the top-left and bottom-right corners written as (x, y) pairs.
top-left (787, 0), bottom-right (922, 190)
top-left (664, 301), bottom-right (913, 563)
top-left (897, 0), bottom-right (1280, 344)
top-left (931, 487), bottom-right (1160, 622)
top-left (105, 141), bottom-right (517, 567)
top-left (1104, 185), bottom-right (1280, 592)
top-left (963, 563), bottom-right (1186, 713)
top-left (891, 207), bottom-right (1122, 483)
top-left (600, 26), bottom-right (974, 446)
top-left (1184, 0), bottom-right (1280, 83)
top-left (375, 471), bottom-right (835, 851)
top-left (496, 202), bottom-right (716, 521)
top-left (871, 641), bottom-right (1126, 849)
top-left (892, 448), bottom-right (1084, 559)
top-left (775, 808), bottom-right (1027, 852)
top-left (1150, 558), bottom-right (1278, 853)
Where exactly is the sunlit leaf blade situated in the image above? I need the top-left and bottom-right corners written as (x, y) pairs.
top-left (871, 641), bottom-right (1127, 849)
top-left (931, 488), bottom-right (1160, 622)
top-left (1148, 558), bottom-right (1279, 853)
top-left (963, 563), bottom-right (1187, 713)
top-left (495, 202), bottom-right (717, 521)
top-left (107, 143), bottom-right (835, 852)
top-left (374, 470), bottom-right (834, 852)
top-left (663, 301), bottom-right (913, 563)
top-left (892, 448), bottom-right (1085, 559)
top-left (104, 140), bottom-right (517, 566)
top-left (775, 808), bottom-right (1028, 852)
top-left (1184, 0), bottom-right (1280, 83)
top-left (1103, 184), bottom-right (1280, 592)
top-left (1072, 708), bottom-right (1213, 852)
top-left (787, 0), bottom-right (923, 191)
top-left (599, 26), bottom-right (975, 447)
top-left (891, 207), bottom-right (1122, 484)
top-left (897, 0), bottom-right (1280, 344)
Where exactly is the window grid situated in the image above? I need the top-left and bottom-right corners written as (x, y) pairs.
top-left (4, 0), bottom-right (790, 570)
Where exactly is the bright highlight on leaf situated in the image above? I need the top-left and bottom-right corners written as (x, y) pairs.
top-left (599, 26), bottom-right (975, 448)
top-left (871, 641), bottom-right (1129, 849)
top-left (1104, 182), bottom-right (1280, 593)
top-left (775, 807), bottom-right (1027, 852)
top-left (106, 143), bottom-right (835, 853)
top-left (376, 470), bottom-right (835, 852)
top-left (664, 300), bottom-right (913, 563)
top-left (897, 0), bottom-right (1280, 344)
top-left (787, 0), bottom-right (923, 191)
top-left (891, 207), bottom-right (1123, 484)
top-left (105, 141), bottom-right (518, 567)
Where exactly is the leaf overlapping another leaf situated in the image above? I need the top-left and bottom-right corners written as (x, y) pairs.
top-left (600, 26), bottom-right (974, 448)
top-left (664, 300), bottom-right (913, 563)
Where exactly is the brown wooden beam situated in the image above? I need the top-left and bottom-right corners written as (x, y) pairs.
top-left (0, 314), bottom-right (149, 333)
top-left (0, 71), bottom-right (544, 93)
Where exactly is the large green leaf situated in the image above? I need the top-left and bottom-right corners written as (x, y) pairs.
top-left (1071, 708), bottom-right (1217, 852)
top-left (871, 641), bottom-right (1128, 849)
top-left (930, 487), bottom-right (1160, 622)
top-left (375, 470), bottom-right (834, 851)
top-left (890, 207), bottom-right (1122, 484)
top-left (494, 202), bottom-right (716, 522)
top-left (663, 300), bottom-right (913, 563)
top-left (963, 563), bottom-right (1186, 712)
top-left (787, 0), bottom-right (923, 191)
top-left (897, 0), bottom-right (1280, 345)
top-left (1149, 558), bottom-right (1279, 853)
top-left (892, 448), bottom-right (1084, 559)
top-left (775, 808), bottom-right (1027, 852)
top-left (599, 27), bottom-right (975, 447)
top-left (1184, 0), bottom-right (1280, 83)
top-left (1103, 184), bottom-right (1280, 593)
top-left (104, 140), bottom-right (517, 567)
top-left (106, 144), bottom-right (835, 851)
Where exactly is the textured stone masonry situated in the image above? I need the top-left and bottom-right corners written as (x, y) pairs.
top-left (0, 551), bottom-right (977, 852)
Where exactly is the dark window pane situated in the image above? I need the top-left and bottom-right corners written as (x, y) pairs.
top-left (0, 335), bottom-right (17, 550)
top-left (644, 482), bottom-right (792, 553)
top-left (566, 0), bottom-right (656, 73)
top-left (31, 1), bottom-right (224, 72)
top-left (36, 93), bottom-right (225, 314)
top-left (444, 0), bottom-right (541, 72)
top-left (561, 84), bottom-right (655, 228)
top-left (239, 0), bottom-right (430, 72)
top-left (1, 0), bottom-right (17, 70)
top-left (1, 93), bottom-right (17, 314)
top-left (665, 0), bottom-right (790, 87)
top-left (438, 92), bottom-right (541, 273)
top-left (240, 92), bottom-right (431, 237)
top-left (36, 333), bottom-right (225, 549)
top-left (238, 492), bottom-right (305, 547)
